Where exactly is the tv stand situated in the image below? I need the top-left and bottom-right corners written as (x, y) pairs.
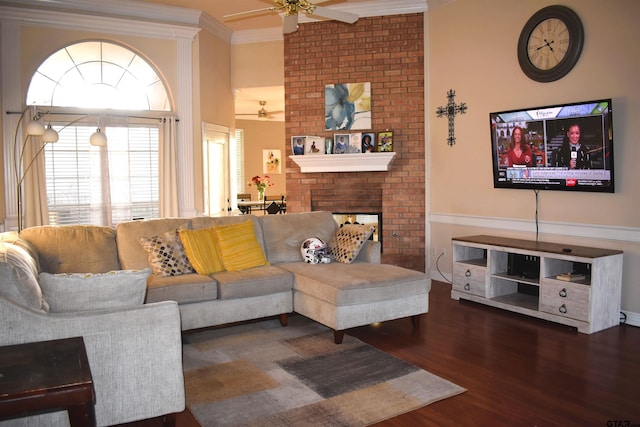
top-left (451, 235), bottom-right (623, 334)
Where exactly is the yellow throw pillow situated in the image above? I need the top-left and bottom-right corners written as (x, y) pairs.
top-left (213, 220), bottom-right (269, 272)
top-left (178, 227), bottom-right (225, 275)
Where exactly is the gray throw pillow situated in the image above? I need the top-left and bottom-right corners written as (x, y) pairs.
top-left (39, 268), bottom-right (150, 313)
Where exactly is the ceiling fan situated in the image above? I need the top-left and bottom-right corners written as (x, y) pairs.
top-left (224, 0), bottom-right (359, 34)
top-left (237, 101), bottom-right (284, 120)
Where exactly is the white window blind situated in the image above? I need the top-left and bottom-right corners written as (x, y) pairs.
top-left (45, 124), bottom-right (159, 226)
top-left (235, 129), bottom-right (245, 195)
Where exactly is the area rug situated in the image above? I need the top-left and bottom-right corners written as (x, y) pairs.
top-left (182, 316), bottom-right (465, 426)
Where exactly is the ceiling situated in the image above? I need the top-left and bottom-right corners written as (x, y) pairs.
top-left (137, 0), bottom-right (390, 32)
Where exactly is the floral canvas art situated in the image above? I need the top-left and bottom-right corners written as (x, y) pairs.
top-left (325, 82), bottom-right (371, 131)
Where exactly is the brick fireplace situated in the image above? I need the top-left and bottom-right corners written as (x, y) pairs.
top-left (311, 188), bottom-right (383, 247)
top-left (283, 13), bottom-right (426, 272)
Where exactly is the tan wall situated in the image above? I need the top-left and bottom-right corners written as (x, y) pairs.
top-left (231, 41), bottom-right (284, 89)
top-left (236, 119), bottom-right (286, 199)
top-left (197, 30), bottom-right (235, 212)
top-left (427, 0), bottom-right (640, 315)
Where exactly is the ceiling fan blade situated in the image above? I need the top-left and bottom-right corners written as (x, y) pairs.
top-left (223, 7), bottom-right (274, 21)
top-left (282, 13), bottom-right (298, 34)
top-left (311, 5), bottom-right (359, 24)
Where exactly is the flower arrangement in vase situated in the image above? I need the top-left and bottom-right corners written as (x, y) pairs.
top-left (249, 175), bottom-right (274, 202)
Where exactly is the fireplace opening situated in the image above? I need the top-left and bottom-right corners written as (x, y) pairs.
top-left (332, 212), bottom-right (382, 250)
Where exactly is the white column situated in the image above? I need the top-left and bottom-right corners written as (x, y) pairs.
top-left (1, 19), bottom-right (22, 231)
top-left (176, 37), bottom-right (197, 218)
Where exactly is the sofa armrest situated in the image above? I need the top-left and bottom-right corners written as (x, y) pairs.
top-left (354, 240), bottom-right (381, 264)
top-left (0, 298), bottom-right (185, 426)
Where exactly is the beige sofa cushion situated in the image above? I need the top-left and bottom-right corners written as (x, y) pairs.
top-left (145, 273), bottom-right (218, 304)
top-left (20, 225), bottom-right (119, 273)
top-left (259, 211), bottom-right (338, 263)
top-left (39, 269), bottom-right (150, 312)
top-left (280, 262), bottom-right (429, 306)
top-left (212, 265), bottom-right (293, 300)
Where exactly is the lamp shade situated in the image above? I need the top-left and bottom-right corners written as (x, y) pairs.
top-left (26, 120), bottom-right (45, 136)
top-left (90, 127), bottom-right (107, 146)
top-left (42, 124), bottom-right (59, 143)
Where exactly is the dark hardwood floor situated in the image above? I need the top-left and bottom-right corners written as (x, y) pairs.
top-left (128, 280), bottom-right (640, 427)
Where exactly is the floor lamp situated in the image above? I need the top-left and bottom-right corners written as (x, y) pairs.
top-left (11, 107), bottom-right (104, 231)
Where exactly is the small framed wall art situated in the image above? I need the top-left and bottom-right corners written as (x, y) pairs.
top-left (263, 149), bottom-right (281, 174)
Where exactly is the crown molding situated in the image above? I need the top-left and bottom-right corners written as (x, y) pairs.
top-left (0, 0), bottom-right (201, 26)
top-left (299, 0), bottom-right (428, 23)
top-left (0, 2), bottom-right (200, 40)
top-left (199, 13), bottom-right (233, 43)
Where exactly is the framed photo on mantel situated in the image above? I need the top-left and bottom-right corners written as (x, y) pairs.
top-left (292, 136), bottom-right (306, 155)
top-left (377, 130), bottom-right (393, 152)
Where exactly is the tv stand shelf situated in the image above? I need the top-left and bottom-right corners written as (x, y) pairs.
top-left (451, 235), bottom-right (623, 334)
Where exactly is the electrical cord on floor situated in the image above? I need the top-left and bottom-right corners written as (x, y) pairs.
top-left (534, 189), bottom-right (540, 241)
top-left (620, 311), bottom-right (627, 325)
top-left (435, 251), bottom-right (452, 284)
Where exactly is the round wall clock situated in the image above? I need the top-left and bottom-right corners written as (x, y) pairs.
top-left (517, 5), bottom-right (584, 83)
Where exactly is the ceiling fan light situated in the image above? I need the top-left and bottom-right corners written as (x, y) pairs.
top-left (42, 124), bottom-right (59, 143)
top-left (90, 128), bottom-right (107, 146)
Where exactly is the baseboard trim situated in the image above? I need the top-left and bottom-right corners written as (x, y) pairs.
top-left (622, 310), bottom-right (640, 328)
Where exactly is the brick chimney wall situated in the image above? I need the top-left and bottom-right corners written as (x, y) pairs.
top-left (284, 13), bottom-right (425, 271)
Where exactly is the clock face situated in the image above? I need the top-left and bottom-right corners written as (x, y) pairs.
top-left (527, 18), bottom-right (570, 71)
top-left (517, 6), bottom-right (584, 83)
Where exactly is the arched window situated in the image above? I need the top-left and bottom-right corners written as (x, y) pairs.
top-left (27, 40), bottom-right (170, 111)
top-left (25, 41), bottom-right (172, 226)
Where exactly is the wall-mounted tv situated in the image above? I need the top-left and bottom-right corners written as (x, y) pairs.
top-left (490, 99), bottom-right (614, 193)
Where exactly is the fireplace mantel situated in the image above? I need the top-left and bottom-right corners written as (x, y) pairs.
top-left (289, 152), bottom-right (396, 173)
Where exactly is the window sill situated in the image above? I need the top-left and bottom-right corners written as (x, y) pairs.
top-left (289, 152), bottom-right (396, 173)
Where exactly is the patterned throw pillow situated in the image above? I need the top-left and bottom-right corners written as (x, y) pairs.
top-left (139, 229), bottom-right (195, 277)
top-left (178, 227), bottom-right (225, 275)
top-left (212, 220), bottom-right (269, 272)
top-left (329, 224), bottom-right (376, 264)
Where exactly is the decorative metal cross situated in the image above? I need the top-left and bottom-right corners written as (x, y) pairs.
top-left (436, 89), bottom-right (467, 146)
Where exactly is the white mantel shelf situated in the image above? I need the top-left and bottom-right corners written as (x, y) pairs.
top-left (289, 152), bottom-right (396, 173)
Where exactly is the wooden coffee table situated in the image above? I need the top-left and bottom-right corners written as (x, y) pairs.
top-left (0, 337), bottom-right (96, 426)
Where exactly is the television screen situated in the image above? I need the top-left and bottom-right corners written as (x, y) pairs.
top-left (490, 99), bottom-right (614, 192)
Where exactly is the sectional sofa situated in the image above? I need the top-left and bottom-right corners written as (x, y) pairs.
top-left (0, 211), bottom-right (430, 426)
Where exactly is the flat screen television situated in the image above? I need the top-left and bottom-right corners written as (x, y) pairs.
top-left (490, 98), bottom-right (614, 192)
